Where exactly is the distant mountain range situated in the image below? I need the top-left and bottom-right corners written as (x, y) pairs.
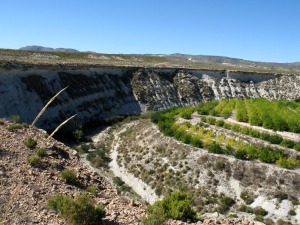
top-left (18, 46), bottom-right (299, 69)
top-left (19, 45), bottom-right (79, 53)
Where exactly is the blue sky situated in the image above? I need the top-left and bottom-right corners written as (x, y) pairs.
top-left (0, 0), bottom-right (299, 62)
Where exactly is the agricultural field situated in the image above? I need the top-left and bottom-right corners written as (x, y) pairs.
top-left (152, 99), bottom-right (300, 169)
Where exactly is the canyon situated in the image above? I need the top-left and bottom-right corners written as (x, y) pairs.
top-left (0, 62), bottom-right (299, 130)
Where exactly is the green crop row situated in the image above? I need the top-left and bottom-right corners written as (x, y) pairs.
top-left (151, 103), bottom-right (300, 169)
top-left (197, 98), bottom-right (300, 133)
top-left (202, 117), bottom-right (300, 151)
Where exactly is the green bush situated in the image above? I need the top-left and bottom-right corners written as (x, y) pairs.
top-left (34, 148), bottom-right (47, 158)
top-left (215, 120), bottom-right (225, 127)
top-left (7, 124), bottom-right (24, 131)
top-left (142, 191), bottom-right (196, 224)
top-left (87, 186), bottom-right (98, 195)
top-left (27, 155), bottom-right (41, 167)
top-left (234, 150), bottom-right (248, 160)
top-left (208, 143), bottom-right (224, 154)
top-left (24, 137), bottom-right (37, 149)
top-left (207, 117), bottom-right (216, 125)
top-left (253, 206), bottom-right (268, 216)
top-left (289, 209), bottom-right (296, 216)
top-left (240, 191), bottom-right (254, 205)
top-left (190, 136), bottom-right (203, 148)
top-left (249, 129), bottom-right (260, 138)
top-left (142, 201), bottom-right (167, 225)
top-left (48, 194), bottom-right (105, 225)
top-left (73, 129), bottom-right (84, 142)
top-left (276, 158), bottom-right (300, 169)
top-left (293, 142), bottom-right (300, 151)
top-left (280, 139), bottom-right (295, 148)
top-left (61, 169), bottom-right (78, 185)
top-left (258, 148), bottom-right (282, 163)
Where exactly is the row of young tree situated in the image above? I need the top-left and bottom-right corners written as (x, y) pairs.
top-left (202, 117), bottom-right (300, 151)
top-left (151, 104), bottom-right (300, 169)
top-left (192, 98), bottom-right (300, 133)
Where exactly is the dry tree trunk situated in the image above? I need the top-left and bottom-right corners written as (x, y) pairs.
top-left (31, 86), bottom-right (68, 126)
top-left (47, 114), bottom-right (77, 140)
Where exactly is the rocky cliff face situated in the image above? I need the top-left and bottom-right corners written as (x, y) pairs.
top-left (0, 64), bottom-right (299, 129)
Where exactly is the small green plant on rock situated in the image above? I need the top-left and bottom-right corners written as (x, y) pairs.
top-left (87, 186), bottom-right (98, 196)
top-left (34, 148), bottom-right (47, 158)
top-left (27, 155), bottom-right (41, 167)
top-left (7, 124), bottom-right (24, 131)
top-left (10, 115), bottom-right (21, 123)
top-left (61, 169), bottom-right (78, 185)
top-left (240, 191), bottom-right (254, 205)
top-left (24, 137), bottom-right (37, 149)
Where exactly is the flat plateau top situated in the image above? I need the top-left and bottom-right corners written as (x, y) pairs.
top-left (0, 48), bottom-right (299, 75)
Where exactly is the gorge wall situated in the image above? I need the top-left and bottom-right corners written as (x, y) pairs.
top-left (1, 63), bottom-right (300, 129)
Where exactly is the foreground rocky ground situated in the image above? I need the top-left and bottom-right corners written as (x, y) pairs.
top-left (0, 120), bottom-right (145, 225)
top-left (0, 119), bottom-right (265, 225)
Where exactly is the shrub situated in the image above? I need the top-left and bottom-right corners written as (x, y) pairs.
top-left (27, 155), bottom-right (41, 167)
top-left (73, 129), bottom-right (84, 142)
top-left (240, 191), bottom-right (254, 205)
top-left (267, 135), bottom-right (283, 144)
top-left (208, 143), bottom-right (224, 154)
top-left (87, 186), bottom-right (98, 195)
top-left (142, 191), bottom-right (196, 224)
top-left (289, 209), bottom-right (296, 216)
top-left (0, 120), bottom-right (4, 125)
top-left (24, 137), bottom-right (37, 149)
top-left (190, 136), bottom-right (203, 148)
top-left (249, 129), bottom-right (260, 138)
top-left (142, 201), bottom-right (167, 225)
top-left (61, 169), bottom-right (78, 185)
top-left (223, 123), bottom-right (232, 129)
top-left (253, 207), bottom-right (268, 216)
top-left (200, 117), bottom-right (207, 123)
top-left (276, 158), bottom-right (300, 169)
top-left (207, 117), bottom-right (216, 125)
top-left (219, 196), bottom-right (235, 211)
top-left (234, 149), bottom-right (248, 160)
top-left (293, 142), bottom-right (300, 151)
top-left (239, 204), bottom-right (252, 213)
top-left (258, 148), bottom-right (282, 163)
top-left (215, 120), bottom-right (225, 127)
top-left (48, 194), bottom-right (105, 225)
top-left (34, 148), bottom-right (47, 158)
top-left (280, 139), bottom-right (295, 148)
top-left (7, 124), bottom-right (23, 131)
top-left (10, 115), bottom-right (21, 123)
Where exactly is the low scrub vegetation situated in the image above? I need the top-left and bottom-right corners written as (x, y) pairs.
top-left (142, 191), bottom-right (196, 225)
top-left (24, 137), bottom-right (37, 149)
top-left (61, 169), bottom-right (79, 185)
top-left (48, 193), bottom-right (105, 225)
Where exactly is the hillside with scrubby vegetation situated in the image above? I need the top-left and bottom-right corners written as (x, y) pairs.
top-left (101, 98), bottom-right (300, 224)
